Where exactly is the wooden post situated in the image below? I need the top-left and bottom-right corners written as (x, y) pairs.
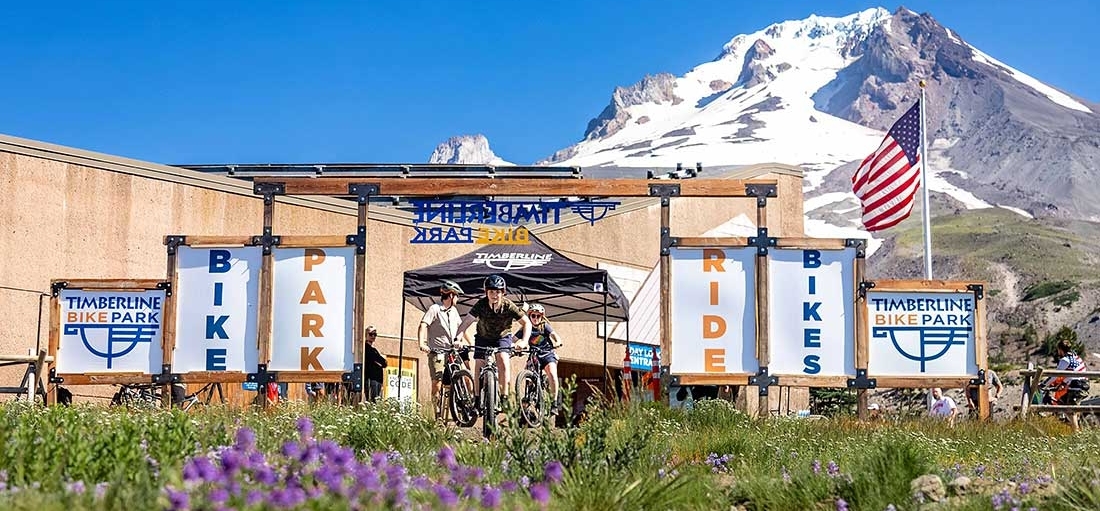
top-left (975, 289), bottom-right (990, 420)
top-left (45, 291), bottom-right (60, 406)
top-left (351, 191), bottom-right (370, 405)
top-left (659, 195), bottom-right (671, 406)
top-left (1020, 362), bottom-right (1033, 419)
top-left (855, 255), bottom-right (869, 420)
top-left (755, 201), bottom-right (770, 418)
top-left (258, 196), bottom-right (275, 409)
top-left (160, 243), bottom-right (180, 408)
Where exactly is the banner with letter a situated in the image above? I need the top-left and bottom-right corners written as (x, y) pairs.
top-left (173, 246), bottom-right (262, 373)
top-left (56, 288), bottom-right (165, 374)
top-left (767, 247), bottom-right (857, 378)
top-left (269, 247), bottom-right (356, 372)
top-left (669, 247), bottom-right (758, 375)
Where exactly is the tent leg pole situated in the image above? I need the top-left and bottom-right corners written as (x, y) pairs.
top-left (602, 278), bottom-right (608, 398)
top-left (397, 300), bottom-right (406, 404)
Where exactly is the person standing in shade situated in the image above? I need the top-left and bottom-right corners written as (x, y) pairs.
top-left (364, 325), bottom-right (388, 402)
top-left (928, 387), bottom-right (958, 426)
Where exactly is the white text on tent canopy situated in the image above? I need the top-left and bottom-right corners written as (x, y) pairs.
top-left (669, 247), bottom-right (757, 375)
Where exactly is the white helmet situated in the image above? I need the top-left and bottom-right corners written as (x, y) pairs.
top-left (529, 304), bottom-right (545, 314)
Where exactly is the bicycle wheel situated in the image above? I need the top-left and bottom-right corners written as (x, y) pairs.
top-left (450, 369), bottom-right (478, 428)
top-left (481, 371), bottom-right (498, 439)
top-left (515, 369), bottom-right (543, 428)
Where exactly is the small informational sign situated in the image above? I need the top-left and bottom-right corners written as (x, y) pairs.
top-left (767, 247), bottom-right (856, 377)
top-left (627, 343), bottom-right (660, 372)
top-left (173, 246), bottom-right (262, 373)
top-left (866, 290), bottom-right (978, 376)
top-left (669, 247), bottom-right (758, 375)
top-left (57, 289), bottom-right (165, 373)
top-left (269, 247), bottom-right (355, 372)
top-left (383, 356), bottom-right (418, 404)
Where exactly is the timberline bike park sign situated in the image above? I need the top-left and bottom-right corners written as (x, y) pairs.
top-left (408, 199), bottom-right (621, 245)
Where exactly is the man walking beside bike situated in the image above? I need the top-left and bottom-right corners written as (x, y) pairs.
top-left (517, 303), bottom-right (565, 414)
top-left (455, 274), bottom-right (532, 404)
top-left (418, 280), bottom-right (467, 413)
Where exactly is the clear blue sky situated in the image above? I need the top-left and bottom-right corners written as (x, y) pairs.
top-left (1, 1), bottom-right (1096, 166)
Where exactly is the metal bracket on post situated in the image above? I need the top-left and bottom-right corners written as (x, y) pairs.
top-left (660, 227), bottom-right (679, 256)
top-left (845, 238), bottom-right (867, 258)
top-left (858, 280), bottom-right (876, 300)
top-left (155, 281), bottom-right (173, 297)
top-left (341, 363), bottom-right (364, 392)
top-left (346, 184), bottom-right (378, 255)
top-left (151, 364), bottom-right (181, 385)
top-left (748, 367), bottom-right (779, 396)
top-left (648, 183), bottom-right (681, 198)
top-left (668, 372), bottom-right (680, 387)
top-left (246, 364), bottom-right (278, 386)
top-left (165, 235), bottom-right (187, 256)
top-left (50, 281), bottom-right (69, 297)
top-left (748, 227), bottom-right (777, 256)
top-left (48, 367), bottom-right (63, 384)
top-left (252, 182), bottom-right (285, 255)
top-left (846, 369), bottom-right (878, 389)
top-left (745, 183), bottom-right (778, 208)
top-left (969, 368), bottom-right (987, 387)
top-left (967, 283), bottom-right (985, 301)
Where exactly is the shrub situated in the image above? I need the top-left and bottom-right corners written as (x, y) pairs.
top-left (1022, 280), bottom-right (1075, 301)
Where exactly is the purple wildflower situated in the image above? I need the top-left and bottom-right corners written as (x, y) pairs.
top-left (281, 441), bottom-right (301, 460)
top-left (94, 482), bottom-right (108, 499)
top-left (530, 483), bottom-right (551, 505)
top-left (544, 461), bottom-right (564, 483)
top-left (482, 486), bottom-right (502, 508)
top-left (209, 488), bottom-right (229, 503)
top-left (245, 490), bottom-right (263, 506)
top-left (835, 498), bottom-right (848, 511)
top-left (1019, 482), bottom-right (1030, 495)
top-left (437, 445), bottom-right (459, 471)
top-left (166, 489), bottom-right (189, 511)
top-left (827, 461), bottom-right (840, 476)
top-left (66, 481), bottom-right (86, 494)
top-left (296, 416), bottom-right (314, 438)
top-left (501, 480), bottom-right (518, 492)
top-left (235, 427), bottom-right (256, 451)
top-left (781, 466), bottom-right (791, 483)
top-left (812, 460), bottom-right (822, 474)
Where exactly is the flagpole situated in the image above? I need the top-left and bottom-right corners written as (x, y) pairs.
top-left (919, 80), bottom-right (933, 280)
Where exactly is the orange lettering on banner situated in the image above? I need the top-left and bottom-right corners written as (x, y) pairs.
top-left (301, 314), bottom-right (324, 337)
top-left (703, 315), bottom-right (726, 339)
top-left (702, 249), bottom-right (726, 272)
top-left (709, 281), bottom-right (719, 306)
top-left (704, 349), bottom-right (726, 372)
top-left (300, 347), bottom-right (325, 370)
top-left (300, 281), bottom-right (327, 304)
top-left (304, 249), bottom-right (326, 271)
top-left (874, 314), bottom-right (885, 326)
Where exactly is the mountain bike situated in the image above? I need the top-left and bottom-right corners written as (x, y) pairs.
top-left (431, 347), bottom-right (478, 427)
top-left (177, 382), bottom-right (227, 412)
top-left (514, 348), bottom-right (553, 428)
top-left (474, 346), bottom-right (512, 439)
top-left (110, 383), bottom-right (161, 409)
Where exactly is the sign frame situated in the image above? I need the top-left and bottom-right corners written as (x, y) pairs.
top-left (47, 279), bottom-right (171, 395)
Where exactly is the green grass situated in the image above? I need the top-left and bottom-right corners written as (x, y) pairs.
top-left (1023, 281), bottom-right (1076, 302)
top-left (2, 398), bottom-right (1100, 510)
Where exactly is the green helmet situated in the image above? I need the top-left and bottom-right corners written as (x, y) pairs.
top-left (440, 280), bottom-right (464, 295)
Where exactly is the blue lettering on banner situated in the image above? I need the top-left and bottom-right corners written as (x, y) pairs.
top-left (627, 343), bottom-right (661, 371)
top-left (869, 294), bottom-right (975, 372)
top-left (209, 250), bottom-right (231, 273)
top-left (407, 199), bottom-right (621, 245)
top-left (206, 315), bottom-right (229, 339)
top-left (802, 250), bottom-right (823, 374)
top-left (206, 348), bottom-right (227, 371)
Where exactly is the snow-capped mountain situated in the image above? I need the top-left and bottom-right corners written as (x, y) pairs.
top-left (537, 6), bottom-right (1100, 236)
top-left (428, 134), bottom-right (513, 165)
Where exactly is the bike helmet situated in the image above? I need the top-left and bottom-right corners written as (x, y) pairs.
top-left (440, 279), bottom-right (464, 295)
top-left (484, 274), bottom-right (507, 291)
top-left (528, 303), bottom-right (545, 315)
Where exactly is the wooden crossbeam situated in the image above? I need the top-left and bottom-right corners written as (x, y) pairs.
top-left (251, 177), bottom-right (777, 198)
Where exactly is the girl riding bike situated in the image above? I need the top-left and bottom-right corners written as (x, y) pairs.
top-left (516, 303), bottom-right (564, 413)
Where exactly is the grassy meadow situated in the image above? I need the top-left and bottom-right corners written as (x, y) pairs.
top-left (2, 395), bottom-right (1100, 511)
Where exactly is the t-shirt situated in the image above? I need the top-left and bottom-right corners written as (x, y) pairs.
top-left (469, 297), bottom-right (524, 339)
top-left (517, 320), bottom-right (555, 352)
top-left (929, 396), bottom-right (957, 417)
top-left (420, 303), bottom-right (462, 351)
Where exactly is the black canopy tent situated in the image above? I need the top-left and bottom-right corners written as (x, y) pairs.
top-left (395, 234), bottom-right (631, 400)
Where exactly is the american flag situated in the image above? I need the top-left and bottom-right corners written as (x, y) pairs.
top-left (852, 100), bottom-right (923, 232)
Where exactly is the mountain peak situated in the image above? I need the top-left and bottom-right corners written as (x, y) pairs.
top-left (428, 134), bottom-right (512, 165)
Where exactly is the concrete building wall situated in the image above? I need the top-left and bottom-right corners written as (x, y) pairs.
top-left (0, 133), bottom-right (810, 411)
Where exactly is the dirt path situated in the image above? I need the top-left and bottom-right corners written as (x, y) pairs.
top-left (991, 263), bottom-right (1020, 307)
